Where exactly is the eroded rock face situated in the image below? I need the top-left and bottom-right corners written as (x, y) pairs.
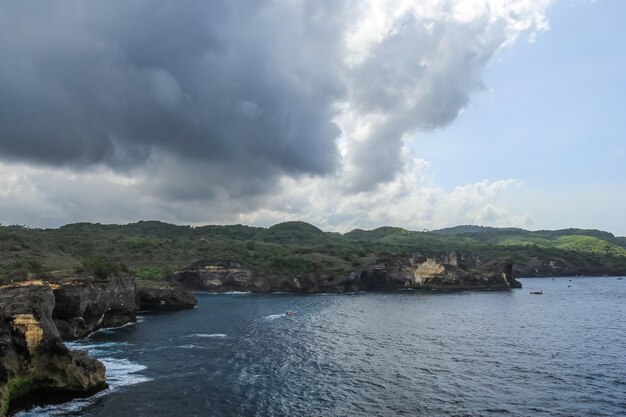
top-left (172, 261), bottom-right (343, 293)
top-left (51, 275), bottom-right (138, 340)
top-left (173, 262), bottom-right (257, 291)
top-left (10, 315), bottom-right (44, 355)
top-left (0, 284), bottom-right (106, 416)
top-left (172, 256), bottom-right (521, 293)
top-left (351, 255), bottom-right (520, 290)
top-left (413, 258), bottom-right (446, 284)
top-left (136, 280), bottom-right (197, 310)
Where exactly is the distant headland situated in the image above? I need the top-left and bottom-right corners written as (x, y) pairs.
top-left (2, 221), bottom-right (625, 284)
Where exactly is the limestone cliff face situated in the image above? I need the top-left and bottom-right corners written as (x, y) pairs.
top-left (10, 315), bottom-right (44, 355)
top-left (173, 262), bottom-right (258, 291)
top-left (172, 256), bottom-right (521, 293)
top-left (413, 258), bottom-right (446, 284)
top-left (51, 275), bottom-right (139, 340)
top-left (350, 255), bottom-right (521, 290)
top-left (0, 284), bottom-right (106, 416)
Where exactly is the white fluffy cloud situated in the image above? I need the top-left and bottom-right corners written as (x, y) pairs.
top-left (0, 155), bottom-right (532, 232)
top-left (234, 149), bottom-right (532, 232)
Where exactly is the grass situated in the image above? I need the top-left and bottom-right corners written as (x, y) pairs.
top-left (554, 235), bottom-right (626, 256)
top-left (1, 377), bottom-right (35, 416)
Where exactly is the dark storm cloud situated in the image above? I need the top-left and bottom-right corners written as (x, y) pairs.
top-left (0, 1), bottom-right (346, 193)
top-left (0, 0), bottom-right (550, 204)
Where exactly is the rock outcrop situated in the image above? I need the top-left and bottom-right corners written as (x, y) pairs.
top-left (348, 255), bottom-right (521, 290)
top-left (0, 273), bottom-right (198, 415)
top-left (172, 256), bottom-right (521, 293)
top-left (171, 261), bottom-right (344, 293)
top-left (136, 280), bottom-right (197, 310)
top-left (0, 283), bottom-right (106, 416)
top-left (50, 275), bottom-right (138, 340)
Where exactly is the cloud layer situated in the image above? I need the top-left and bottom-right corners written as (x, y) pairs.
top-left (0, 158), bottom-right (530, 232)
top-left (0, 0), bottom-right (551, 229)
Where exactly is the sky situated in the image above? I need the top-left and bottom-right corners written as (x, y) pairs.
top-left (0, 0), bottom-right (624, 235)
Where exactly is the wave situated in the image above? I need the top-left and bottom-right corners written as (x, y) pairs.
top-left (200, 290), bottom-right (253, 295)
top-left (17, 323), bottom-right (150, 416)
top-left (91, 321), bottom-right (137, 335)
top-left (66, 341), bottom-right (130, 353)
top-left (179, 344), bottom-right (196, 349)
top-left (17, 397), bottom-right (96, 417)
top-left (264, 314), bottom-right (286, 320)
top-left (188, 333), bottom-right (227, 338)
top-left (99, 357), bottom-right (151, 388)
top-left (16, 356), bottom-right (151, 417)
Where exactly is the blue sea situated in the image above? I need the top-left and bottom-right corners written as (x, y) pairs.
top-left (18, 277), bottom-right (626, 416)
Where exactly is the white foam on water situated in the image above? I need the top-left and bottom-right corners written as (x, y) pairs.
top-left (89, 321), bottom-right (137, 336)
top-left (17, 397), bottom-right (95, 417)
top-left (264, 314), bottom-right (286, 320)
top-left (17, 328), bottom-right (150, 416)
top-left (15, 355), bottom-right (151, 417)
top-left (99, 357), bottom-right (151, 388)
top-left (110, 321), bottom-right (137, 329)
top-left (188, 333), bottom-right (227, 338)
top-left (201, 290), bottom-right (252, 295)
top-left (179, 344), bottom-right (196, 349)
top-left (66, 341), bottom-right (130, 351)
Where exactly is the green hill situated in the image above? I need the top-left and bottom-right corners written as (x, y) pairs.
top-left (344, 226), bottom-right (408, 241)
top-left (260, 221), bottom-right (329, 244)
top-left (432, 225), bottom-right (512, 235)
top-left (1, 221), bottom-right (625, 282)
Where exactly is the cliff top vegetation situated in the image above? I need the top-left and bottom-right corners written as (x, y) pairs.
top-left (1, 221), bottom-right (625, 283)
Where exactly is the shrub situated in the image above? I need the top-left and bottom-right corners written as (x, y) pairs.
top-left (77, 256), bottom-right (128, 279)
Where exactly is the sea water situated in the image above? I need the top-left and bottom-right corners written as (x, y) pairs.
top-left (18, 277), bottom-right (626, 416)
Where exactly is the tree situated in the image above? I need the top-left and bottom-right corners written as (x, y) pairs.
top-left (78, 256), bottom-right (128, 279)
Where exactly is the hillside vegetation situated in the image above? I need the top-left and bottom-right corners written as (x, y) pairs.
top-left (1, 221), bottom-right (625, 283)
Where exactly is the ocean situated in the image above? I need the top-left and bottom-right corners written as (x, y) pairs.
top-left (18, 277), bottom-right (626, 417)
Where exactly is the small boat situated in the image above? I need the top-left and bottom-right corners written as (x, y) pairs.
top-left (285, 310), bottom-right (296, 317)
top-left (530, 291), bottom-right (543, 295)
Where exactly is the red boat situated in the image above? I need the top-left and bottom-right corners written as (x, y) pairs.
top-left (530, 291), bottom-right (543, 295)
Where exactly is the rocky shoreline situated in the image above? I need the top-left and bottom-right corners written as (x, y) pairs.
top-left (0, 256), bottom-right (520, 415)
top-left (172, 255), bottom-right (521, 293)
top-left (0, 277), bottom-right (196, 416)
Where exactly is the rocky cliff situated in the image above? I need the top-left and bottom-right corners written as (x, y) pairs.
top-left (50, 275), bottom-right (138, 340)
top-left (511, 257), bottom-right (626, 278)
top-left (348, 255), bottom-right (520, 290)
top-left (0, 282), bottom-right (106, 416)
top-left (49, 275), bottom-right (198, 339)
top-left (0, 274), bottom-right (197, 415)
top-left (136, 280), bottom-right (197, 310)
top-left (172, 256), bottom-right (521, 293)
top-left (171, 261), bottom-right (346, 293)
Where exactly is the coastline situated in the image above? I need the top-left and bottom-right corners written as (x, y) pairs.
top-left (3, 265), bottom-right (623, 415)
top-left (14, 276), bottom-right (624, 417)
top-left (0, 277), bottom-right (196, 416)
